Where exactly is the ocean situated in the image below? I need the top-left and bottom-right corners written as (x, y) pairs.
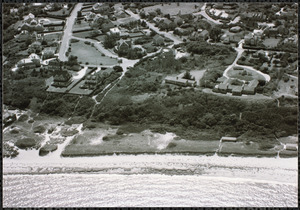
top-left (3, 154), bottom-right (298, 207)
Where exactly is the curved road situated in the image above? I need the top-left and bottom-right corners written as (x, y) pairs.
top-left (223, 39), bottom-right (270, 82)
top-left (193, 3), bottom-right (222, 25)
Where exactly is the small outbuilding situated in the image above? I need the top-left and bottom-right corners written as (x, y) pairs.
top-left (285, 144), bottom-right (298, 151)
top-left (221, 137), bottom-right (237, 142)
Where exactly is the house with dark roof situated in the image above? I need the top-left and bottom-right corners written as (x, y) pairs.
top-left (153, 34), bottom-right (164, 46)
top-left (242, 79), bottom-right (259, 95)
top-left (232, 86), bottom-right (243, 96)
top-left (199, 30), bottom-right (209, 41)
top-left (218, 83), bottom-right (228, 94)
top-left (115, 39), bottom-right (132, 52)
top-left (216, 76), bottom-right (227, 83)
top-left (52, 70), bottom-right (72, 87)
top-left (47, 58), bottom-right (62, 71)
top-left (28, 41), bottom-right (42, 54)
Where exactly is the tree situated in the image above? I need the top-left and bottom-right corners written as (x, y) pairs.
top-left (140, 10), bottom-right (146, 19)
top-left (209, 26), bottom-right (222, 42)
top-left (183, 71), bottom-right (192, 80)
top-left (155, 8), bottom-right (162, 15)
top-left (103, 34), bottom-right (119, 49)
top-left (113, 65), bottom-right (123, 72)
top-left (41, 40), bottom-right (47, 45)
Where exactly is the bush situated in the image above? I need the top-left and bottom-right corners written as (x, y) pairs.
top-left (15, 138), bottom-right (37, 149)
top-left (166, 142), bottom-right (177, 149)
top-left (113, 65), bottom-right (123, 72)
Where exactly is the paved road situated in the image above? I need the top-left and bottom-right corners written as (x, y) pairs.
top-left (58, 3), bottom-right (83, 61)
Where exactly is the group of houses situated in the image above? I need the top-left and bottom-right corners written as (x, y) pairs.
top-left (214, 75), bottom-right (259, 96)
top-left (80, 67), bottom-right (114, 90)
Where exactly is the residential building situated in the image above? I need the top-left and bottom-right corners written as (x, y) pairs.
top-left (115, 39), bottom-right (132, 52)
top-left (216, 76), bottom-right (227, 83)
top-left (199, 30), bottom-right (209, 41)
top-left (153, 34), bottom-right (164, 46)
top-left (165, 76), bottom-right (197, 87)
top-left (17, 56), bottom-right (40, 70)
top-left (109, 27), bottom-right (121, 35)
top-left (92, 3), bottom-right (110, 15)
top-left (47, 58), bottom-right (62, 71)
top-left (28, 41), bottom-right (42, 54)
top-left (221, 137), bottom-right (237, 142)
top-left (232, 86), bottom-right (243, 96)
top-left (218, 83), bottom-right (228, 94)
top-left (23, 13), bottom-right (35, 23)
top-left (42, 47), bottom-right (57, 60)
top-left (101, 21), bottom-right (115, 33)
top-left (52, 70), bottom-right (72, 87)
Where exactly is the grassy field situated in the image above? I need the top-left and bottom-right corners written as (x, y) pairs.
top-left (73, 31), bottom-right (92, 39)
top-left (263, 38), bottom-right (281, 48)
top-left (112, 16), bottom-right (136, 25)
top-left (69, 41), bottom-right (118, 65)
top-left (73, 20), bottom-right (92, 30)
top-left (60, 125), bottom-right (287, 157)
top-left (227, 69), bottom-right (266, 81)
top-left (143, 2), bottom-right (203, 15)
top-left (43, 32), bottom-right (63, 42)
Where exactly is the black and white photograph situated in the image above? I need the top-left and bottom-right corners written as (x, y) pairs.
top-left (2, 1), bottom-right (298, 207)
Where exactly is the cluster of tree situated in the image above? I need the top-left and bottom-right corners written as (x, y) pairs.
top-left (103, 33), bottom-right (120, 49)
top-left (92, 88), bottom-right (297, 139)
top-left (199, 68), bottom-right (223, 88)
top-left (3, 77), bottom-right (47, 110)
top-left (186, 41), bottom-right (235, 56)
top-left (133, 36), bottom-right (153, 45)
top-left (157, 21), bottom-right (177, 32)
top-left (135, 51), bottom-right (181, 74)
top-left (182, 71), bottom-right (194, 80)
top-left (65, 55), bottom-right (78, 66)
top-left (118, 47), bottom-right (146, 59)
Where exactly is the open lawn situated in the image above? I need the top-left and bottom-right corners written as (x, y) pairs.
top-left (143, 2), bottom-right (203, 16)
top-left (263, 38), bottom-right (281, 48)
top-left (73, 20), bottom-right (92, 30)
top-left (43, 32), bottom-right (63, 41)
top-left (112, 16), bottom-right (136, 25)
top-left (73, 31), bottom-right (94, 39)
top-left (69, 41), bottom-right (118, 65)
top-left (227, 68), bottom-right (266, 81)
